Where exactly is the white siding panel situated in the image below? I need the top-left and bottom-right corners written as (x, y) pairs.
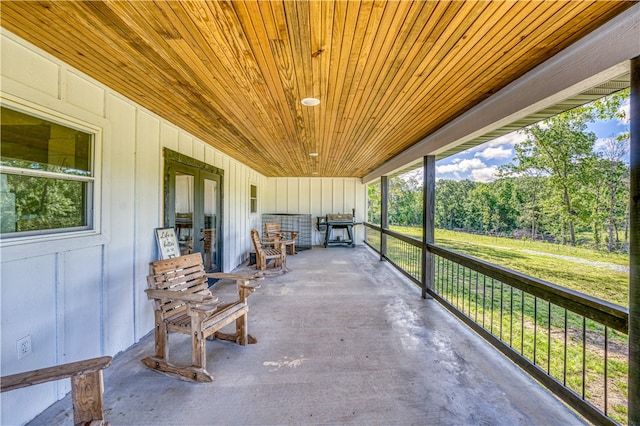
top-left (332, 178), bottom-right (345, 214)
top-left (287, 178), bottom-right (299, 213)
top-left (205, 145), bottom-right (216, 166)
top-left (192, 140), bottom-right (205, 163)
top-left (0, 36), bottom-right (59, 98)
top-left (65, 71), bottom-right (105, 116)
top-left (298, 178), bottom-right (311, 213)
top-left (104, 94), bottom-right (136, 355)
top-left (264, 177), bottom-right (366, 246)
top-left (134, 110), bottom-right (161, 339)
top-left (62, 247), bottom-right (103, 362)
top-left (0, 255), bottom-right (58, 426)
top-left (178, 132), bottom-right (193, 157)
top-left (321, 179), bottom-right (333, 215)
top-left (161, 123), bottom-right (179, 152)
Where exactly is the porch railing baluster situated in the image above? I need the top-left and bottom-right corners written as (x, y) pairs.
top-left (364, 223), bottom-right (629, 425)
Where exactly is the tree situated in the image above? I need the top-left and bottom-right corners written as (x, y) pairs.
top-left (503, 114), bottom-right (596, 246)
top-left (598, 136), bottom-right (630, 252)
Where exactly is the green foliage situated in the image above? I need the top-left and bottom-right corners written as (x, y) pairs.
top-left (375, 90), bottom-right (630, 252)
top-left (3, 174), bottom-right (86, 232)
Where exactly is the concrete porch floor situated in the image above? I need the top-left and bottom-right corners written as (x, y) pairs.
top-left (30, 246), bottom-right (585, 425)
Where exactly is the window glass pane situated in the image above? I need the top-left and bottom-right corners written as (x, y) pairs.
top-left (175, 172), bottom-right (194, 255)
top-left (250, 184), bottom-right (257, 213)
top-left (1, 107), bottom-right (92, 176)
top-left (1, 173), bottom-right (88, 233)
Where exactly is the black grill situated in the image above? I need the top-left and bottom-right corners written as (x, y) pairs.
top-left (323, 213), bottom-right (355, 247)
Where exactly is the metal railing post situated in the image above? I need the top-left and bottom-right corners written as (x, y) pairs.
top-left (422, 155), bottom-right (435, 298)
top-left (629, 54), bottom-right (640, 426)
top-left (380, 175), bottom-right (388, 261)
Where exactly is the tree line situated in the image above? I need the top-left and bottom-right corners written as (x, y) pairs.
top-left (368, 90), bottom-right (630, 253)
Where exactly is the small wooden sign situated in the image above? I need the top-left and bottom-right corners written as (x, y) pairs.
top-left (155, 227), bottom-right (180, 259)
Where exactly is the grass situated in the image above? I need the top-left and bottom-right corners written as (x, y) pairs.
top-left (367, 225), bottom-right (630, 424)
top-left (390, 226), bottom-right (629, 307)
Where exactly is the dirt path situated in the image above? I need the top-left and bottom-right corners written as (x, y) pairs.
top-left (519, 249), bottom-right (629, 273)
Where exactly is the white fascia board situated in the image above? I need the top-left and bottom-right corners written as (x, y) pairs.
top-left (363, 4), bottom-right (640, 184)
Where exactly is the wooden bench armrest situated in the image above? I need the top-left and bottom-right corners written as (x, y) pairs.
top-left (189, 303), bottom-right (225, 315)
top-left (145, 288), bottom-right (218, 304)
top-left (1, 356), bottom-right (112, 392)
top-left (207, 272), bottom-right (263, 283)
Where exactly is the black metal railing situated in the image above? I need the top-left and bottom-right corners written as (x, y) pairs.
top-left (363, 223), bottom-right (630, 426)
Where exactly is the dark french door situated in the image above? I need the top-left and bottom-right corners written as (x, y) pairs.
top-left (164, 149), bottom-right (223, 273)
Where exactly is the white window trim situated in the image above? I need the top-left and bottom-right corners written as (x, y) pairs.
top-left (249, 181), bottom-right (258, 215)
top-left (0, 97), bottom-right (104, 249)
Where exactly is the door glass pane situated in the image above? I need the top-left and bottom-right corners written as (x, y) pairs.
top-left (175, 172), bottom-right (194, 255)
top-left (203, 178), bottom-right (217, 271)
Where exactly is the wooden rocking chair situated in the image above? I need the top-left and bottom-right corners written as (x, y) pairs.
top-left (250, 228), bottom-right (286, 271)
top-left (264, 222), bottom-right (298, 254)
top-left (143, 253), bottom-right (261, 382)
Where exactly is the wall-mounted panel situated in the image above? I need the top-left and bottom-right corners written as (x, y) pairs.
top-left (0, 36), bottom-right (59, 98)
top-left (66, 72), bottom-right (105, 116)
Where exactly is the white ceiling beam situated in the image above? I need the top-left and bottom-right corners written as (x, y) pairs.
top-left (363, 4), bottom-right (640, 183)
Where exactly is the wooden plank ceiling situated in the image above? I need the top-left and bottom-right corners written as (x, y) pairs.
top-left (0, 1), bottom-right (634, 177)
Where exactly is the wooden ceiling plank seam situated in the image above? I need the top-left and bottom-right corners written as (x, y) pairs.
top-left (337, 1), bottom-right (450, 163)
top-left (330, 0), bottom-right (388, 153)
top-left (252, 2), bottom-right (312, 175)
top-left (330, 0), bottom-right (383, 156)
top-left (360, 0), bottom-right (540, 160)
top-left (324, 0), bottom-right (413, 173)
top-left (284, 0), bottom-right (317, 170)
top-left (161, 2), bottom-right (291, 171)
top-left (264, 0), bottom-right (314, 173)
top-left (189, 1), bottom-right (288, 149)
top-left (371, 1), bottom-right (599, 158)
top-left (308, 0), bottom-right (324, 165)
top-left (110, 1), bottom-right (280, 169)
top-left (340, 1), bottom-right (470, 166)
top-left (361, 0), bottom-right (505, 147)
top-left (356, 1), bottom-right (557, 164)
top-left (340, 1), bottom-right (465, 167)
top-left (324, 0), bottom-right (374, 168)
top-left (321, 0), bottom-right (350, 175)
top-left (2, 0), bottom-right (223, 140)
top-left (235, 2), bottom-right (311, 176)
top-left (99, 2), bottom-right (249, 129)
top-left (316, 0), bottom-right (336, 176)
top-left (232, 1), bottom-right (301, 153)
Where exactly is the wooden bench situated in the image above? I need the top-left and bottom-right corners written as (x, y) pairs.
top-left (142, 253), bottom-right (261, 382)
top-left (1, 356), bottom-right (112, 425)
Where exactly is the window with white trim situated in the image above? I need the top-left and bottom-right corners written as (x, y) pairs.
top-left (1, 106), bottom-right (95, 237)
top-left (250, 184), bottom-right (257, 214)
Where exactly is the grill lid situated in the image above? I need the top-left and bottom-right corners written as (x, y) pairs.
top-left (326, 213), bottom-right (353, 222)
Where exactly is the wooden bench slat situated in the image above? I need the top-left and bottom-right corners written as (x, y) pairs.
top-left (1, 356), bottom-right (112, 393)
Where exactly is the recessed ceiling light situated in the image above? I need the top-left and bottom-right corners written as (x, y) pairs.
top-left (309, 152), bottom-right (319, 157)
top-left (301, 97), bottom-right (320, 107)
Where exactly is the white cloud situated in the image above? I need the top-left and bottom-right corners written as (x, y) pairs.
top-left (436, 158), bottom-right (486, 174)
top-left (485, 131), bottom-right (527, 147)
top-left (475, 146), bottom-right (512, 160)
top-left (471, 166), bottom-right (499, 183)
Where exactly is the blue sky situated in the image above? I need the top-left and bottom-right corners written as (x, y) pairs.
top-left (435, 98), bottom-right (631, 182)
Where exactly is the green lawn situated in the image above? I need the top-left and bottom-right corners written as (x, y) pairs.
top-left (390, 226), bottom-right (630, 307)
top-left (383, 225), bottom-right (630, 423)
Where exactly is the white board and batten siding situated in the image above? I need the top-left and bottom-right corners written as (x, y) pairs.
top-left (0, 30), bottom-right (271, 426)
top-left (264, 178), bottom-right (367, 246)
